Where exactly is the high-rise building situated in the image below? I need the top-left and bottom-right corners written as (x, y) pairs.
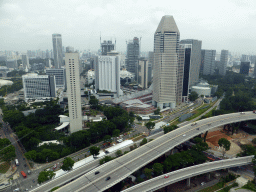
top-left (152, 15), bottom-right (182, 109)
top-left (101, 40), bottom-right (115, 55)
top-left (219, 50), bottom-right (229, 76)
top-left (137, 58), bottom-right (148, 89)
top-left (65, 52), bottom-right (82, 133)
top-left (46, 68), bottom-right (66, 90)
top-left (180, 39), bottom-right (202, 87)
top-left (21, 55), bottom-right (29, 69)
top-left (241, 54), bottom-right (250, 62)
top-left (202, 50), bottom-right (216, 75)
top-left (52, 34), bottom-right (63, 69)
top-left (148, 51), bottom-right (154, 83)
top-left (6, 59), bottom-right (17, 69)
top-left (240, 62), bottom-right (250, 75)
top-left (22, 74), bottom-right (56, 102)
top-left (126, 37), bottom-right (140, 78)
top-left (180, 44), bottom-right (192, 101)
top-left (95, 53), bottom-right (121, 97)
top-left (66, 46), bottom-right (74, 53)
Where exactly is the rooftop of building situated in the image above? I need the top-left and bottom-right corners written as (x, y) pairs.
top-left (122, 99), bottom-right (152, 109)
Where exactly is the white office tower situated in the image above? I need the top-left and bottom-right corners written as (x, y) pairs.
top-left (52, 34), bottom-right (63, 69)
top-left (153, 15), bottom-right (181, 109)
top-left (21, 55), bottom-right (29, 69)
top-left (95, 53), bottom-right (121, 97)
top-left (219, 50), bottom-right (229, 76)
top-left (202, 50), bottom-right (216, 75)
top-left (22, 73), bottom-right (56, 102)
top-left (65, 52), bottom-right (82, 133)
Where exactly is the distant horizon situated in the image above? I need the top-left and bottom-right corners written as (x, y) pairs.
top-left (1, 0), bottom-right (256, 54)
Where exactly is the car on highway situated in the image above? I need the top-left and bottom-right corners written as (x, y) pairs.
top-left (241, 112), bottom-right (245, 114)
top-left (95, 171), bottom-right (100, 175)
top-left (106, 176), bottom-right (111, 181)
top-left (53, 164), bottom-right (57, 170)
top-left (253, 110), bottom-right (256, 114)
top-left (32, 179), bottom-right (35, 183)
top-left (164, 175), bottom-right (169, 178)
top-left (183, 134), bottom-right (186, 137)
top-left (191, 122), bottom-right (197, 126)
top-left (201, 182), bottom-right (206, 186)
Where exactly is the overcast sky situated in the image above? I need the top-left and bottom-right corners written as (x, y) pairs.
top-left (0, 0), bottom-right (256, 54)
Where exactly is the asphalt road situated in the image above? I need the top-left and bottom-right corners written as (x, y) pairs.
top-left (58, 111), bottom-right (256, 192)
top-left (121, 156), bottom-right (253, 192)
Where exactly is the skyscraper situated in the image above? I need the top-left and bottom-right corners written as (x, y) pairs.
top-left (148, 51), bottom-right (154, 83)
top-left (52, 34), bottom-right (63, 69)
top-left (180, 44), bottom-right (192, 101)
top-left (95, 52), bottom-right (121, 97)
top-left (180, 39), bottom-right (202, 87)
top-left (219, 50), bottom-right (228, 76)
top-left (240, 62), bottom-right (250, 75)
top-left (21, 55), bottom-right (29, 69)
top-left (202, 50), bottom-right (216, 75)
top-left (126, 37), bottom-right (140, 78)
top-left (101, 40), bottom-right (115, 55)
top-left (65, 52), bottom-right (82, 133)
top-left (152, 15), bottom-right (182, 109)
top-left (137, 58), bottom-right (148, 89)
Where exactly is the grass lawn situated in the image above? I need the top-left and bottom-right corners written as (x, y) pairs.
top-left (0, 161), bottom-right (10, 174)
top-left (198, 183), bottom-right (222, 192)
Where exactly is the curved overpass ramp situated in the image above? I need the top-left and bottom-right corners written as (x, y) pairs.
top-left (55, 111), bottom-right (256, 192)
top-left (122, 156), bottom-right (253, 192)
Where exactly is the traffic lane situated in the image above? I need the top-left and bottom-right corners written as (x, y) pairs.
top-left (32, 160), bottom-right (100, 192)
top-left (93, 166), bottom-right (130, 191)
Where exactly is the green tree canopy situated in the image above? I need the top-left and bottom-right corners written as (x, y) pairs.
top-left (189, 91), bottom-right (198, 101)
top-left (144, 168), bottom-right (152, 179)
top-left (218, 138), bottom-right (231, 157)
top-left (61, 157), bottom-right (75, 171)
top-left (152, 163), bottom-right (163, 176)
top-left (89, 146), bottom-right (100, 157)
top-left (38, 170), bottom-right (55, 184)
top-left (145, 122), bottom-right (155, 133)
top-left (103, 135), bottom-right (112, 143)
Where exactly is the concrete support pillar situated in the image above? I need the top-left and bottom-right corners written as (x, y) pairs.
top-left (208, 173), bottom-right (211, 180)
top-left (187, 178), bottom-right (191, 187)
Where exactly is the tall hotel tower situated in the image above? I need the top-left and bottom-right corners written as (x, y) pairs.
top-left (65, 52), bottom-right (82, 133)
top-left (52, 34), bottom-right (63, 69)
top-left (153, 15), bottom-right (182, 109)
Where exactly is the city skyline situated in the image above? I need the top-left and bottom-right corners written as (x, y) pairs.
top-left (0, 0), bottom-right (256, 54)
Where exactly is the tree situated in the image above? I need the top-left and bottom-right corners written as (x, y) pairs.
top-left (25, 150), bottom-right (37, 161)
top-left (89, 96), bottom-right (99, 109)
top-left (218, 138), bottom-right (231, 157)
top-left (89, 146), bottom-right (100, 157)
top-left (103, 135), bottom-right (112, 144)
top-left (154, 107), bottom-right (160, 115)
top-left (140, 138), bottom-right (147, 146)
top-left (136, 116), bottom-right (142, 121)
top-left (153, 163), bottom-right (163, 176)
top-left (144, 168), bottom-right (152, 179)
top-left (112, 129), bottom-right (120, 138)
top-left (61, 157), bottom-right (75, 171)
top-left (145, 121), bottom-right (155, 134)
top-left (115, 150), bottom-right (122, 157)
top-left (38, 170), bottom-right (55, 184)
top-left (252, 138), bottom-right (256, 144)
top-left (189, 91), bottom-right (198, 101)
top-left (192, 137), bottom-right (208, 152)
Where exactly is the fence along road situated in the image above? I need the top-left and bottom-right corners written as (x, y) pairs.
top-left (121, 156), bottom-right (253, 192)
top-left (55, 111), bottom-right (256, 192)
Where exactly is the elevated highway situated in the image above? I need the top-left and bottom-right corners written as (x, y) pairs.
top-left (122, 156), bottom-right (253, 192)
top-left (55, 111), bottom-right (256, 192)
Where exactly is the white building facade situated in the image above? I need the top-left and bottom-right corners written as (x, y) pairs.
top-left (22, 74), bottom-right (56, 102)
top-left (95, 55), bottom-right (121, 97)
top-left (46, 68), bottom-right (66, 90)
top-left (65, 52), bottom-right (82, 133)
top-left (153, 15), bottom-right (182, 109)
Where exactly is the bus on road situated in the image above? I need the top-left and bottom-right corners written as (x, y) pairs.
top-left (21, 171), bottom-right (27, 178)
top-left (15, 159), bottom-right (19, 166)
